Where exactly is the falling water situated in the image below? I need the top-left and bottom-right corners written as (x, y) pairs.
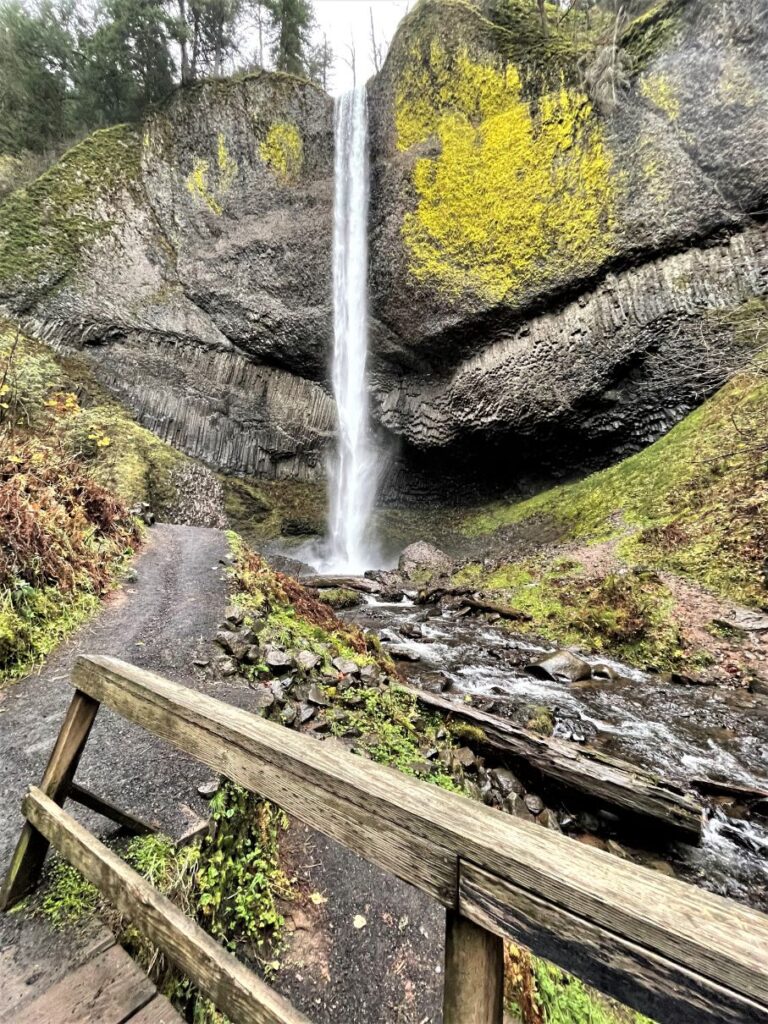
top-left (326, 87), bottom-right (378, 573)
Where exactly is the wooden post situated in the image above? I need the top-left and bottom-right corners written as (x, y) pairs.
top-left (443, 909), bottom-right (504, 1024)
top-left (0, 690), bottom-right (100, 909)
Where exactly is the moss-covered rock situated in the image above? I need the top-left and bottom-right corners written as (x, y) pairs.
top-left (366, 0), bottom-right (768, 490)
top-left (0, 71), bottom-right (335, 481)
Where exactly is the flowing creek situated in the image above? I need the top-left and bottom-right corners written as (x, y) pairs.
top-left (342, 595), bottom-right (768, 911)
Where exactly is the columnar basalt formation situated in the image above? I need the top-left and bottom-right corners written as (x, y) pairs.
top-left (1, 0), bottom-right (767, 489)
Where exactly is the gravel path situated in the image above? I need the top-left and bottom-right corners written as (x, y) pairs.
top-left (0, 522), bottom-right (449, 1023)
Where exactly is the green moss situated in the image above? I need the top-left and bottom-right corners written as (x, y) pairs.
top-left (396, 43), bottom-right (616, 302)
top-left (327, 685), bottom-right (460, 790)
top-left (1, 585), bottom-right (102, 685)
top-left (62, 402), bottom-right (185, 509)
top-left (0, 125), bottom-right (141, 289)
top-left (222, 475), bottom-right (325, 544)
top-left (196, 781), bottom-right (290, 957)
top-left (622, 0), bottom-right (685, 71)
top-left (462, 338), bottom-right (768, 608)
top-left (525, 704), bottom-right (554, 736)
top-left (259, 122), bottom-right (303, 184)
top-left (317, 588), bottom-right (362, 610)
top-left (39, 859), bottom-right (100, 927)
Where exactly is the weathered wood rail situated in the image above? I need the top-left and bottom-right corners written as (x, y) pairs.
top-left (2, 654), bottom-right (768, 1024)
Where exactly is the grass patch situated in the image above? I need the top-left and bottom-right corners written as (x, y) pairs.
top-left (461, 345), bottom-right (768, 609)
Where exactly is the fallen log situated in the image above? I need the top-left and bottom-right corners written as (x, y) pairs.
top-left (689, 778), bottom-right (768, 803)
top-left (405, 686), bottom-right (703, 841)
top-left (416, 586), bottom-right (532, 621)
top-left (458, 597), bottom-right (533, 622)
top-left (300, 575), bottom-right (383, 594)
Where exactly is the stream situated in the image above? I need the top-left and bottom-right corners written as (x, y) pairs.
top-left (342, 594), bottom-right (768, 912)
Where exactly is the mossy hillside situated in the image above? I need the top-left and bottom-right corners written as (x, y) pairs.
top-left (452, 558), bottom-right (687, 669)
top-left (227, 531), bottom-right (383, 671)
top-left (0, 330), bottom-right (141, 682)
top-left (226, 533), bottom-right (467, 787)
top-left (0, 125), bottom-right (141, 293)
top-left (0, 322), bottom-right (212, 682)
top-left (2, 324), bottom-right (198, 510)
top-left (461, 348), bottom-right (768, 609)
top-left (395, 39), bottom-right (617, 303)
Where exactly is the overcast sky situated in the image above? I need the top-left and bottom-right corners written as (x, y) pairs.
top-left (312, 1), bottom-right (413, 94)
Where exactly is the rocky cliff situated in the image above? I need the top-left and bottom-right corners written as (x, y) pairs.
top-left (0, 72), bottom-right (336, 479)
top-left (1, 0), bottom-right (767, 492)
top-left (367, 0), bottom-right (768, 488)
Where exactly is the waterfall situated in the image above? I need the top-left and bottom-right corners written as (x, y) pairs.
top-left (326, 87), bottom-right (378, 573)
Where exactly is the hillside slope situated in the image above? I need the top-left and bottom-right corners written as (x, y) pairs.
top-left (455, 315), bottom-right (768, 679)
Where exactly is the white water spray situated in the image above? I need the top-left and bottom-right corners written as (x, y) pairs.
top-left (326, 87), bottom-right (378, 573)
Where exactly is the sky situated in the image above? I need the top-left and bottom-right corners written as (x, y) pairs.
top-left (312, 0), bottom-right (413, 94)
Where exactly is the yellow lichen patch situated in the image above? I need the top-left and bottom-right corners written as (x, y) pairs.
top-left (639, 73), bottom-right (680, 120)
top-left (718, 57), bottom-right (761, 108)
top-left (217, 132), bottom-right (238, 191)
top-left (186, 157), bottom-right (221, 215)
top-left (259, 123), bottom-right (303, 184)
top-left (185, 134), bottom-right (238, 216)
top-left (396, 46), bottom-right (616, 303)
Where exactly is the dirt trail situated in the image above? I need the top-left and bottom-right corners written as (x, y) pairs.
top-left (0, 523), bottom-right (234, 868)
top-left (0, 523), bottom-right (449, 1024)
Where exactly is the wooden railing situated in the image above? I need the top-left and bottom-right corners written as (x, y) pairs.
top-left (2, 654), bottom-right (768, 1024)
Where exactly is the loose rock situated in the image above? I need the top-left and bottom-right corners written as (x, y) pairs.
top-left (526, 650), bottom-right (592, 684)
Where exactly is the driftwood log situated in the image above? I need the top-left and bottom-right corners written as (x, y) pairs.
top-left (416, 585), bottom-right (531, 621)
top-left (300, 575), bottom-right (383, 594)
top-left (406, 686), bottom-right (702, 841)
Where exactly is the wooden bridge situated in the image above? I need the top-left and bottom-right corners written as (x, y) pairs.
top-left (2, 654), bottom-right (768, 1024)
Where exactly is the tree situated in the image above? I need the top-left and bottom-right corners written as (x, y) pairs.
top-left (77, 0), bottom-right (175, 124)
top-left (307, 31), bottom-right (333, 91)
top-left (170, 0), bottom-right (249, 81)
top-left (266, 0), bottom-right (313, 76)
top-left (368, 6), bottom-right (384, 73)
top-left (342, 35), bottom-right (356, 88)
top-left (536, 0), bottom-right (547, 36)
top-left (0, 0), bottom-right (80, 154)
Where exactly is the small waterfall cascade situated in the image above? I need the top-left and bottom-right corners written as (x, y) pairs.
top-left (326, 87), bottom-right (378, 573)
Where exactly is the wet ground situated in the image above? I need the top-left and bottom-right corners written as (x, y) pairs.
top-left (344, 596), bottom-right (768, 910)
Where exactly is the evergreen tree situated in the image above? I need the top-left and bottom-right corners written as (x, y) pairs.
top-left (266, 0), bottom-right (314, 76)
top-left (0, 0), bottom-right (80, 153)
top-left (77, 0), bottom-right (175, 125)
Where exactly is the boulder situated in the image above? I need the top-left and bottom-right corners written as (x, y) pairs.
top-left (264, 647), bottom-right (293, 674)
top-left (332, 656), bottom-right (360, 676)
top-left (526, 651), bottom-right (592, 684)
top-left (398, 542), bottom-right (453, 580)
top-left (295, 650), bottom-right (321, 672)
